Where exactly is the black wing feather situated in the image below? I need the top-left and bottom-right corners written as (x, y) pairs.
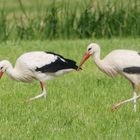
top-left (123, 67), bottom-right (140, 74)
top-left (35, 52), bottom-right (78, 73)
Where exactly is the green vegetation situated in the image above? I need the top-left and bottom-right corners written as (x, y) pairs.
top-left (0, 0), bottom-right (139, 139)
top-left (0, 0), bottom-right (139, 40)
top-left (0, 38), bottom-right (140, 140)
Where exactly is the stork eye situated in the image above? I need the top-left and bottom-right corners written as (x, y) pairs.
top-left (0, 67), bottom-right (3, 69)
top-left (88, 48), bottom-right (92, 51)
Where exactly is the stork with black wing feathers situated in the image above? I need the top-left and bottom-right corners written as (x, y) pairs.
top-left (0, 51), bottom-right (79, 101)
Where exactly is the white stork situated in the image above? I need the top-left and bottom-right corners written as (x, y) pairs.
top-left (0, 51), bottom-right (79, 101)
top-left (78, 43), bottom-right (140, 112)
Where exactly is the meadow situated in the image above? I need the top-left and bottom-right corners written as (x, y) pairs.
top-left (0, 38), bottom-right (140, 140)
top-left (0, 0), bottom-right (139, 139)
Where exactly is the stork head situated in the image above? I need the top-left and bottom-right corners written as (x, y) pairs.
top-left (77, 43), bottom-right (100, 70)
top-left (0, 60), bottom-right (9, 79)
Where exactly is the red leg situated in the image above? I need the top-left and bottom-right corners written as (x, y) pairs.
top-left (26, 81), bottom-right (46, 102)
top-left (40, 82), bottom-right (44, 91)
top-left (40, 81), bottom-right (46, 93)
top-left (131, 82), bottom-right (135, 89)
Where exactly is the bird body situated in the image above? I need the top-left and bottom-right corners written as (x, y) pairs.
top-left (103, 49), bottom-right (140, 72)
top-left (78, 43), bottom-right (140, 111)
top-left (0, 51), bottom-right (78, 101)
top-left (94, 49), bottom-right (140, 84)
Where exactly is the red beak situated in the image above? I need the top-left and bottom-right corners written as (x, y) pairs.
top-left (77, 52), bottom-right (91, 70)
top-left (0, 71), bottom-right (4, 79)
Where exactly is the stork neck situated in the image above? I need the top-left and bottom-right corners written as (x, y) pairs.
top-left (5, 61), bottom-right (20, 81)
top-left (91, 49), bottom-right (106, 72)
top-left (92, 50), bottom-right (101, 64)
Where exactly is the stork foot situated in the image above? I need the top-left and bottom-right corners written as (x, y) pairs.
top-left (25, 92), bottom-right (47, 103)
top-left (111, 103), bottom-right (121, 112)
top-left (111, 94), bottom-right (140, 112)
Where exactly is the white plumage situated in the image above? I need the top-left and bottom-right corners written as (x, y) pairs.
top-left (0, 51), bottom-right (78, 101)
top-left (78, 43), bottom-right (140, 112)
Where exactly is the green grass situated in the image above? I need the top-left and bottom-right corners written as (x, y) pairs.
top-left (0, 38), bottom-right (140, 140)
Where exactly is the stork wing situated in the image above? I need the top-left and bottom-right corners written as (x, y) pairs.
top-left (15, 51), bottom-right (78, 73)
top-left (35, 56), bottom-right (78, 73)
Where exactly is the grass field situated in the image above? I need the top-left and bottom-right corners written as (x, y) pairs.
top-left (0, 38), bottom-right (140, 140)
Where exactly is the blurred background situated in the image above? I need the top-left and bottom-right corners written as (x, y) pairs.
top-left (0, 0), bottom-right (139, 41)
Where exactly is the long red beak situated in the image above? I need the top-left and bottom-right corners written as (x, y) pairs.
top-left (0, 71), bottom-right (4, 79)
top-left (77, 52), bottom-right (91, 70)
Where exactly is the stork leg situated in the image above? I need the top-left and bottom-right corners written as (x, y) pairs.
top-left (133, 92), bottom-right (137, 112)
top-left (112, 94), bottom-right (140, 112)
top-left (131, 82), bottom-right (137, 112)
top-left (28, 81), bottom-right (47, 102)
top-left (112, 82), bottom-right (138, 112)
